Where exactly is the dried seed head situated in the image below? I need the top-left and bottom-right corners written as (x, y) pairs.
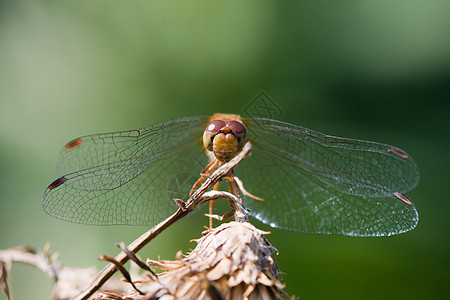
top-left (96, 222), bottom-right (290, 300)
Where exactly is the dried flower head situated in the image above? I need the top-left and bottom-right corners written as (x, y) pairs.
top-left (95, 221), bottom-right (290, 300)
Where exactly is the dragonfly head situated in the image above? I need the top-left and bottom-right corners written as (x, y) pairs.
top-left (203, 115), bottom-right (248, 162)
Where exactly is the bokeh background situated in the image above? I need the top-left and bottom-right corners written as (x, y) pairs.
top-left (0, 1), bottom-right (449, 299)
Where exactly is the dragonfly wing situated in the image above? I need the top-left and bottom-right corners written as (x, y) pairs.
top-left (236, 118), bottom-right (419, 236)
top-left (43, 116), bottom-right (209, 225)
top-left (55, 116), bottom-right (208, 178)
top-left (237, 148), bottom-right (418, 236)
top-left (244, 118), bottom-right (419, 197)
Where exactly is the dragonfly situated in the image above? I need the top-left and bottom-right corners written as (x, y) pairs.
top-left (43, 113), bottom-right (419, 237)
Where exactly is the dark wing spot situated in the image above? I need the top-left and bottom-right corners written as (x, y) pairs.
top-left (65, 138), bottom-right (83, 150)
top-left (394, 191), bottom-right (413, 205)
top-left (48, 177), bottom-right (67, 190)
top-left (388, 147), bottom-right (409, 159)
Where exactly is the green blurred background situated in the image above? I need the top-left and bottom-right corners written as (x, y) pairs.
top-left (0, 1), bottom-right (449, 299)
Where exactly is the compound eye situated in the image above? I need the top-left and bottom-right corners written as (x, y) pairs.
top-left (203, 120), bottom-right (226, 151)
top-left (227, 121), bottom-right (248, 148)
top-left (205, 120), bottom-right (226, 134)
top-left (227, 121), bottom-right (246, 136)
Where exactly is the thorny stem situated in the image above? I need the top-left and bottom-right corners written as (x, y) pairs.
top-left (72, 142), bottom-right (253, 300)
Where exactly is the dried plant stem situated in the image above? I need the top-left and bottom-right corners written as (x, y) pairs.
top-left (0, 246), bottom-right (56, 278)
top-left (73, 142), bottom-right (253, 300)
top-left (0, 245), bottom-right (57, 299)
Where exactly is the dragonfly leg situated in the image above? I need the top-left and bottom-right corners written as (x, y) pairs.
top-left (189, 176), bottom-right (205, 196)
top-left (226, 178), bottom-right (242, 204)
top-left (208, 181), bottom-right (221, 228)
top-left (228, 174), bottom-right (263, 201)
top-left (200, 158), bottom-right (219, 177)
top-left (204, 179), bottom-right (241, 225)
top-left (189, 159), bottom-right (220, 196)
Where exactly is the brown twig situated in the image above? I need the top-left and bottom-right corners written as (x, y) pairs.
top-left (0, 262), bottom-right (10, 300)
top-left (116, 242), bottom-right (157, 278)
top-left (0, 245), bottom-right (57, 278)
top-left (98, 255), bottom-right (144, 295)
top-left (202, 190), bottom-right (249, 223)
top-left (72, 142), bottom-right (253, 300)
top-left (0, 245), bottom-right (59, 300)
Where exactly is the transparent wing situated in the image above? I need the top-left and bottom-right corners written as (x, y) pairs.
top-left (245, 118), bottom-right (419, 196)
top-left (237, 118), bottom-right (419, 236)
top-left (42, 116), bottom-right (209, 225)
